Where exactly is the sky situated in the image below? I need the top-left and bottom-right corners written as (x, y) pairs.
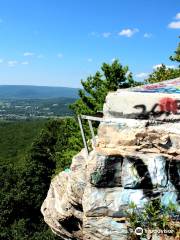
top-left (0, 0), bottom-right (179, 87)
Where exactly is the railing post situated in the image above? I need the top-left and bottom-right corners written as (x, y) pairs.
top-left (77, 115), bottom-right (89, 156)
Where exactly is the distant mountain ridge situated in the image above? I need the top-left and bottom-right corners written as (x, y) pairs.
top-left (0, 85), bottom-right (80, 99)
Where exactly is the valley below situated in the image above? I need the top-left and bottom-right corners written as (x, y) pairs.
top-left (0, 97), bottom-right (75, 120)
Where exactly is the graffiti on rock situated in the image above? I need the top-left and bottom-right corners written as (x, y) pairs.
top-left (132, 78), bottom-right (180, 94)
top-left (134, 98), bottom-right (180, 119)
top-left (159, 97), bottom-right (178, 113)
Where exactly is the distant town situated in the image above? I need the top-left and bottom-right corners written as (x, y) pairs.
top-left (0, 98), bottom-right (75, 120)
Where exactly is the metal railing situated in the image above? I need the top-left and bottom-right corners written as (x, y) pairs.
top-left (77, 115), bottom-right (148, 156)
top-left (77, 115), bottom-right (97, 156)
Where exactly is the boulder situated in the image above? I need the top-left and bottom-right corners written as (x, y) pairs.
top-left (41, 78), bottom-right (180, 239)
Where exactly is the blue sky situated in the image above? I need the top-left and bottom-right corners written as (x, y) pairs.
top-left (0, 0), bottom-right (179, 87)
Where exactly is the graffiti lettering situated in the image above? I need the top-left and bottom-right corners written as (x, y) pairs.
top-left (134, 98), bottom-right (180, 119)
top-left (159, 97), bottom-right (178, 114)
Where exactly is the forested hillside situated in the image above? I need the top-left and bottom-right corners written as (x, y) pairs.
top-left (0, 85), bottom-right (79, 99)
top-left (0, 118), bottom-right (83, 240)
top-left (0, 120), bottom-right (48, 164)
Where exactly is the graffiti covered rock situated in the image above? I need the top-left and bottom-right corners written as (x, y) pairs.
top-left (41, 77), bottom-right (180, 239)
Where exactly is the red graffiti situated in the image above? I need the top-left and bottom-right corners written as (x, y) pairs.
top-left (159, 97), bottom-right (178, 114)
top-left (144, 84), bottom-right (164, 90)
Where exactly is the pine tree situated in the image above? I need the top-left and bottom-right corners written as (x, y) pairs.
top-left (70, 60), bottom-right (138, 115)
top-left (170, 36), bottom-right (180, 64)
top-left (146, 38), bottom-right (180, 83)
top-left (145, 64), bottom-right (180, 83)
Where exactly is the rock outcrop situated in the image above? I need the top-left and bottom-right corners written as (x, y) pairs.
top-left (41, 78), bottom-right (180, 239)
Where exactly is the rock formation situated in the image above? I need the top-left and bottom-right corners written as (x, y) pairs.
top-left (41, 78), bottom-right (180, 239)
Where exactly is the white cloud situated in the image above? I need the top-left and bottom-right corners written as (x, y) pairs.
top-left (168, 21), bottom-right (180, 29)
top-left (57, 53), bottom-right (63, 59)
top-left (166, 65), bottom-right (176, 69)
top-left (143, 33), bottom-right (152, 38)
top-left (8, 60), bottom-right (18, 67)
top-left (153, 64), bottom-right (163, 70)
top-left (87, 58), bottom-right (93, 62)
top-left (118, 28), bottom-right (139, 37)
top-left (102, 32), bottom-right (111, 38)
top-left (0, 59), bottom-right (3, 63)
top-left (135, 72), bottom-right (149, 78)
top-left (90, 31), bottom-right (111, 38)
top-left (37, 54), bottom-right (44, 59)
top-left (153, 64), bottom-right (175, 70)
top-left (175, 12), bottom-right (180, 19)
top-left (21, 61), bottom-right (29, 65)
top-left (125, 70), bottom-right (131, 76)
top-left (23, 52), bottom-right (35, 56)
top-left (90, 31), bottom-right (96, 36)
top-left (89, 31), bottom-right (99, 37)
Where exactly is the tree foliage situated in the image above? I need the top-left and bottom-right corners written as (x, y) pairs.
top-left (127, 199), bottom-right (179, 239)
top-left (146, 38), bottom-right (180, 84)
top-left (54, 118), bottom-right (83, 172)
top-left (0, 120), bottom-right (47, 164)
top-left (0, 120), bottom-right (61, 240)
top-left (145, 64), bottom-right (180, 84)
top-left (70, 60), bottom-right (138, 115)
top-left (170, 36), bottom-right (180, 64)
